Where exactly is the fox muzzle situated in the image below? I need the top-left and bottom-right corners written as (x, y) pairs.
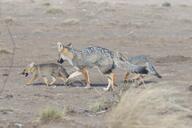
top-left (57, 58), bottom-right (64, 64)
top-left (21, 70), bottom-right (29, 77)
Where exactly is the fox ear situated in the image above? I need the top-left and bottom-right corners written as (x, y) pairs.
top-left (57, 42), bottom-right (63, 52)
top-left (66, 43), bottom-right (72, 48)
top-left (29, 62), bottom-right (35, 67)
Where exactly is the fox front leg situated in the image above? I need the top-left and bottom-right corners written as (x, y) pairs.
top-left (65, 71), bottom-right (83, 85)
top-left (49, 76), bottom-right (57, 85)
top-left (43, 77), bottom-right (49, 87)
top-left (103, 73), bottom-right (115, 91)
top-left (81, 68), bottom-right (91, 88)
top-left (26, 74), bottom-right (38, 85)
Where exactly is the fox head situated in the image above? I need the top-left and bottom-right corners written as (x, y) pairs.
top-left (21, 62), bottom-right (35, 77)
top-left (57, 42), bottom-right (74, 65)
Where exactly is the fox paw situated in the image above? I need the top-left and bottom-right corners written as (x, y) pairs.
top-left (85, 84), bottom-right (92, 89)
top-left (103, 87), bottom-right (110, 91)
top-left (65, 80), bottom-right (72, 86)
top-left (25, 83), bottom-right (32, 85)
top-left (124, 80), bottom-right (128, 84)
top-left (51, 85), bottom-right (57, 88)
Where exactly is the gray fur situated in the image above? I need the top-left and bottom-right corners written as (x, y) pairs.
top-left (34, 63), bottom-right (69, 78)
top-left (127, 55), bottom-right (162, 78)
top-left (59, 46), bottom-right (147, 74)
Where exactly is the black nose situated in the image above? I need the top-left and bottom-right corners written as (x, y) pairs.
top-left (57, 58), bottom-right (64, 64)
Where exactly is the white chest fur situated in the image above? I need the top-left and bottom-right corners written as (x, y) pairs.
top-left (61, 54), bottom-right (74, 66)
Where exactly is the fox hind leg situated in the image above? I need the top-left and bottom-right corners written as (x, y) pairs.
top-left (66, 71), bottom-right (82, 81)
top-left (81, 68), bottom-right (91, 88)
top-left (133, 75), bottom-right (146, 88)
top-left (103, 73), bottom-right (115, 91)
top-left (58, 77), bottom-right (67, 86)
top-left (104, 78), bottom-right (112, 91)
top-left (138, 75), bottom-right (146, 88)
top-left (65, 71), bottom-right (82, 86)
top-left (43, 77), bottom-right (49, 86)
top-left (50, 76), bottom-right (56, 85)
top-left (124, 72), bottom-right (129, 83)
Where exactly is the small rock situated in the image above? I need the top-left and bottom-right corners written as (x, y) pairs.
top-left (2, 73), bottom-right (9, 76)
top-left (2, 111), bottom-right (8, 115)
top-left (162, 2), bottom-right (171, 7)
top-left (5, 94), bottom-right (13, 99)
top-left (8, 122), bottom-right (23, 128)
top-left (188, 85), bottom-right (192, 92)
top-left (15, 123), bottom-right (23, 128)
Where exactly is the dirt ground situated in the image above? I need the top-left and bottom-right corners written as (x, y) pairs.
top-left (0, 0), bottom-right (192, 128)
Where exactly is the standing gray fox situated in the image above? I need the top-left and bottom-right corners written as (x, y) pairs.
top-left (57, 42), bottom-right (148, 91)
top-left (21, 62), bottom-right (69, 86)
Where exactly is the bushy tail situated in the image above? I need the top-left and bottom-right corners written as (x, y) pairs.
top-left (146, 62), bottom-right (162, 78)
top-left (114, 52), bottom-right (148, 74)
top-left (114, 52), bottom-right (162, 77)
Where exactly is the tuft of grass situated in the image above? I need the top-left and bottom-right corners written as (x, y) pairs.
top-left (161, 2), bottom-right (171, 7)
top-left (89, 99), bottom-right (112, 113)
top-left (107, 83), bottom-right (192, 128)
top-left (42, 2), bottom-right (51, 6)
top-left (63, 106), bottom-right (75, 115)
top-left (39, 107), bottom-right (63, 123)
top-left (4, 17), bottom-right (15, 25)
top-left (0, 108), bottom-right (14, 114)
top-left (0, 48), bottom-right (12, 55)
top-left (46, 6), bottom-right (63, 14)
top-left (61, 18), bottom-right (80, 25)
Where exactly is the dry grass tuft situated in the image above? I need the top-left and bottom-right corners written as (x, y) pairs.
top-left (63, 106), bottom-right (76, 115)
top-left (89, 99), bottom-right (112, 113)
top-left (4, 17), bottom-right (15, 25)
top-left (161, 2), bottom-right (171, 7)
top-left (108, 83), bottom-right (192, 128)
top-left (0, 48), bottom-right (12, 55)
top-left (61, 18), bottom-right (80, 25)
top-left (39, 107), bottom-right (63, 123)
top-left (46, 6), bottom-right (63, 14)
top-left (42, 2), bottom-right (51, 6)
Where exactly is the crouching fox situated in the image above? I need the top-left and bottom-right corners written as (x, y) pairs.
top-left (21, 62), bottom-right (69, 86)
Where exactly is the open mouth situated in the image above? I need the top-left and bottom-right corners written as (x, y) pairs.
top-left (21, 72), bottom-right (28, 77)
top-left (25, 73), bottom-right (29, 77)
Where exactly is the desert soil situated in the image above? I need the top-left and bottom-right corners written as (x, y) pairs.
top-left (0, 0), bottom-right (192, 128)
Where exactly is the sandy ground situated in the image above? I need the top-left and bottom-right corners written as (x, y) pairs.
top-left (0, 0), bottom-right (192, 128)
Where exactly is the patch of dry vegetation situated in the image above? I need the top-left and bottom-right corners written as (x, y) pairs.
top-left (4, 16), bottom-right (15, 25)
top-left (108, 83), bottom-right (192, 128)
top-left (39, 107), bottom-right (63, 123)
top-left (63, 106), bottom-right (76, 115)
top-left (161, 2), bottom-right (171, 7)
top-left (46, 6), bottom-right (63, 14)
top-left (42, 2), bottom-right (51, 6)
top-left (38, 106), bottom-right (75, 123)
top-left (89, 99), bottom-right (113, 113)
top-left (0, 48), bottom-right (12, 55)
top-left (61, 18), bottom-right (80, 25)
